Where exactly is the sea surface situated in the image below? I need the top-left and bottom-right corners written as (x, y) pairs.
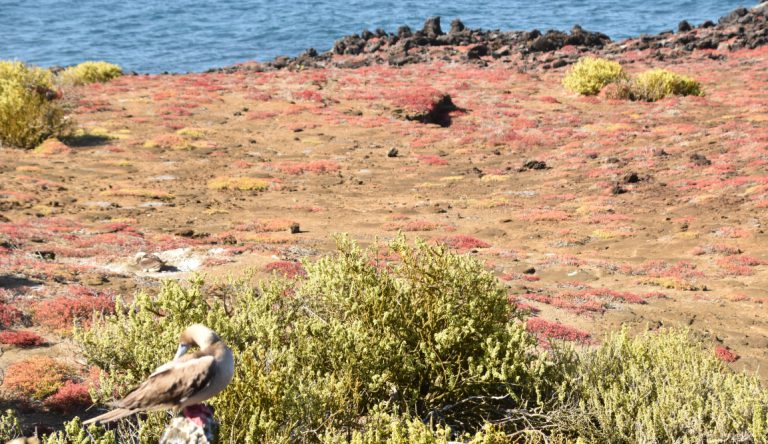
top-left (0, 0), bottom-right (754, 73)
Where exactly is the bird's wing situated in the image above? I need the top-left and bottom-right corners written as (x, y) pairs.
top-left (116, 354), bottom-right (216, 411)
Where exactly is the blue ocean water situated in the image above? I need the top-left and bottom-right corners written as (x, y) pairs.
top-left (0, 0), bottom-right (754, 73)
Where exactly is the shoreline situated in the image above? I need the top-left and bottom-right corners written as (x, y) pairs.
top-left (37, 2), bottom-right (765, 75)
top-left (214, 2), bottom-right (767, 73)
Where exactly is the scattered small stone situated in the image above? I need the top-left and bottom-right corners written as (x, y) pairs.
top-left (220, 235), bottom-right (238, 245)
top-left (523, 267), bottom-right (536, 274)
top-left (678, 20), bottom-right (692, 32)
top-left (34, 251), bottom-right (56, 261)
top-left (623, 172), bottom-right (640, 184)
top-left (521, 160), bottom-right (547, 170)
top-left (387, 147), bottom-right (399, 157)
top-left (690, 153), bottom-right (712, 166)
top-left (290, 223), bottom-right (301, 234)
top-left (611, 184), bottom-right (627, 195)
top-left (176, 229), bottom-right (196, 237)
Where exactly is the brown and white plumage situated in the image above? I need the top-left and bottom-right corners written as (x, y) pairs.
top-left (84, 324), bottom-right (234, 425)
top-left (134, 252), bottom-right (165, 272)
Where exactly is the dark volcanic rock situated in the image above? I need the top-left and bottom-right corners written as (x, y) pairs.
top-left (690, 153), bottom-right (712, 166)
top-left (466, 44), bottom-right (490, 59)
top-left (678, 20), bottom-right (693, 32)
top-left (450, 18), bottom-right (466, 34)
top-left (521, 160), bottom-right (548, 171)
top-left (399, 94), bottom-right (459, 127)
top-left (216, 4), bottom-right (768, 74)
top-left (422, 16), bottom-right (444, 36)
top-left (720, 7), bottom-right (749, 24)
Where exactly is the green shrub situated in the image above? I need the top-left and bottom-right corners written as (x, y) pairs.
top-left (57, 236), bottom-right (768, 443)
top-left (44, 416), bottom-right (117, 444)
top-left (59, 61), bottom-right (122, 86)
top-left (629, 68), bottom-right (703, 102)
top-left (562, 57), bottom-right (626, 95)
top-left (0, 410), bottom-right (22, 442)
top-left (571, 328), bottom-right (768, 443)
top-left (76, 236), bottom-right (573, 443)
top-left (0, 61), bottom-right (71, 149)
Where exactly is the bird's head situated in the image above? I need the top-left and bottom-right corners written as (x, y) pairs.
top-left (175, 324), bottom-right (221, 359)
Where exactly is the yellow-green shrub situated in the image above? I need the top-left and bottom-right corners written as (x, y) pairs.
top-left (54, 236), bottom-right (768, 443)
top-left (629, 68), bottom-right (703, 101)
top-left (0, 61), bottom-right (71, 149)
top-left (0, 410), bottom-right (22, 442)
top-left (59, 61), bottom-right (122, 86)
top-left (562, 57), bottom-right (625, 95)
top-left (75, 236), bottom-right (572, 443)
top-left (571, 328), bottom-right (768, 443)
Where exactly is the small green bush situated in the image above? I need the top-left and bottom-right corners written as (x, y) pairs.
top-left (0, 409), bottom-right (22, 442)
top-left (59, 61), bottom-right (122, 86)
top-left (571, 328), bottom-right (768, 443)
top-left (562, 57), bottom-right (626, 95)
top-left (44, 416), bottom-right (117, 444)
top-left (0, 61), bottom-right (71, 149)
top-left (629, 68), bottom-right (703, 102)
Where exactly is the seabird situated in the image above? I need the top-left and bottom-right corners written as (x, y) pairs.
top-left (135, 251), bottom-right (165, 272)
top-left (84, 324), bottom-right (235, 424)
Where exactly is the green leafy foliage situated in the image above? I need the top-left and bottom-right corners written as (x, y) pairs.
top-left (59, 61), bottom-right (123, 86)
top-left (0, 409), bottom-right (22, 442)
top-left (44, 416), bottom-right (117, 444)
top-left (562, 57), bottom-right (626, 95)
top-left (0, 61), bottom-right (71, 149)
top-left (76, 236), bottom-right (572, 443)
top-left (629, 68), bottom-right (704, 101)
top-left (571, 328), bottom-right (768, 443)
top-left (62, 236), bottom-right (768, 443)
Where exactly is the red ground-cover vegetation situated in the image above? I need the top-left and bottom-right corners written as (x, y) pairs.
top-left (264, 261), bottom-right (306, 278)
top-left (0, 330), bottom-right (45, 347)
top-left (526, 318), bottom-right (591, 344)
top-left (32, 286), bottom-right (115, 332)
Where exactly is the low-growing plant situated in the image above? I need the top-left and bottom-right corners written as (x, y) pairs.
top-left (59, 61), bottom-right (122, 86)
top-left (207, 176), bottom-right (271, 191)
top-left (0, 61), bottom-right (71, 149)
top-left (0, 330), bottom-right (46, 347)
top-left (0, 410), bottom-right (22, 442)
top-left (570, 328), bottom-right (768, 442)
top-left (263, 260), bottom-right (306, 278)
top-left (629, 69), bottom-right (703, 102)
top-left (44, 381), bottom-right (92, 413)
top-left (0, 303), bottom-right (23, 328)
top-left (562, 57), bottom-right (625, 95)
top-left (2, 356), bottom-right (72, 400)
top-left (32, 291), bottom-right (115, 332)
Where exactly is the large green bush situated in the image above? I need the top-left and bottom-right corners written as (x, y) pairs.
top-left (43, 235), bottom-right (768, 443)
top-left (572, 328), bottom-right (768, 443)
top-left (0, 61), bottom-right (71, 149)
top-left (74, 236), bottom-right (572, 443)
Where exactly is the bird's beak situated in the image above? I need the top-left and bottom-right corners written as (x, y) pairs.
top-left (174, 344), bottom-right (189, 360)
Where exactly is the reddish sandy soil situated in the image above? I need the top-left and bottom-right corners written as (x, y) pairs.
top-left (1, 43), bottom-right (767, 427)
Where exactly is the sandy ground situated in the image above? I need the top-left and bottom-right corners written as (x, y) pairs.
top-left (0, 42), bottom-right (767, 427)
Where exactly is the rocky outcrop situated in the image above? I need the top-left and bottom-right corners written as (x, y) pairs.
top-left (212, 3), bottom-right (768, 73)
